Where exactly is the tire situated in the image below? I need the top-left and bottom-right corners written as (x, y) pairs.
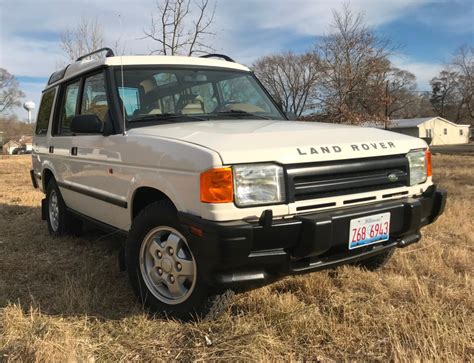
top-left (45, 179), bottom-right (69, 236)
top-left (125, 200), bottom-right (209, 319)
top-left (355, 248), bottom-right (395, 271)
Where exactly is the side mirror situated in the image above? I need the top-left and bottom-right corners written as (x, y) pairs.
top-left (70, 114), bottom-right (104, 134)
top-left (285, 111), bottom-right (297, 121)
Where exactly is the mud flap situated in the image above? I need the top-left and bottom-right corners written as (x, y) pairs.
top-left (41, 198), bottom-right (47, 220)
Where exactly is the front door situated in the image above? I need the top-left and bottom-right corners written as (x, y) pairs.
top-left (66, 71), bottom-right (130, 229)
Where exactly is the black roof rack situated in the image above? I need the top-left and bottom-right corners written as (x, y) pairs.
top-left (76, 47), bottom-right (115, 62)
top-left (199, 53), bottom-right (235, 63)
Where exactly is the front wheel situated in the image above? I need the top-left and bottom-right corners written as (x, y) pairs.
top-left (125, 201), bottom-right (209, 319)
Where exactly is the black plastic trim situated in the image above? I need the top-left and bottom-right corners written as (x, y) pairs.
top-left (178, 185), bottom-right (447, 288)
top-left (66, 207), bottom-right (128, 235)
top-left (30, 170), bottom-right (38, 189)
top-left (200, 53), bottom-right (235, 62)
top-left (57, 181), bottom-right (127, 208)
top-left (286, 154), bottom-right (409, 202)
top-left (76, 47), bottom-right (114, 61)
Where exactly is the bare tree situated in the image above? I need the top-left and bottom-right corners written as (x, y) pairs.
top-left (253, 52), bottom-right (320, 117)
top-left (452, 45), bottom-right (474, 122)
top-left (384, 67), bottom-right (417, 119)
top-left (430, 45), bottom-right (473, 124)
top-left (313, 5), bottom-right (394, 124)
top-left (60, 17), bottom-right (106, 61)
top-left (0, 114), bottom-right (34, 144)
top-left (0, 68), bottom-right (25, 115)
top-left (430, 70), bottom-right (459, 118)
top-left (143, 0), bottom-right (216, 56)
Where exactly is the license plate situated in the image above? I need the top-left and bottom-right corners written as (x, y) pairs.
top-left (349, 212), bottom-right (390, 250)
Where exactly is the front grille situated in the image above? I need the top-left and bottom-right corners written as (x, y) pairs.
top-left (286, 155), bottom-right (409, 202)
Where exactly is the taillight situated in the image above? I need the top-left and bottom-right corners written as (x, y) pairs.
top-left (200, 167), bottom-right (233, 203)
top-left (425, 149), bottom-right (432, 177)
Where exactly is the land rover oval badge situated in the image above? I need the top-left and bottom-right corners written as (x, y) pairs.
top-left (387, 173), bottom-right (399, 182)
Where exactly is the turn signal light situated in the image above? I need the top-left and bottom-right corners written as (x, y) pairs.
top-left (200, 167), bottom-right (233, 203)
top-left (425, 149), bottom-right (432, 177)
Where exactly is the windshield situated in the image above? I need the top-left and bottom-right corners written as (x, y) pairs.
top-left (114, 67), bottom-right (285, 125)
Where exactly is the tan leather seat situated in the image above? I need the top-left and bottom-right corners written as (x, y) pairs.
top-left (86, 95), bottom-right (109, 121)
top-left (140, 78), bottom-right (162, 114)
top-left (178, 95), bottom-right (205, 114)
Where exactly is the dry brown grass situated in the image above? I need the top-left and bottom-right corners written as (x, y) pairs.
top-left (0, 155), bottom-right (472, 361)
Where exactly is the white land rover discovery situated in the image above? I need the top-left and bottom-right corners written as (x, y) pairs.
top-left (31, 48), bottom-right (446, 318)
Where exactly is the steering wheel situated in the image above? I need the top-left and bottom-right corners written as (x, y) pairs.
top-left (214, 99), bottom-right (238, 113)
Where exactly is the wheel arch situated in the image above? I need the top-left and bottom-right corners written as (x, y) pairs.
top-left (131, 186), bottom-right (177, 220)
top-left (42, 168), bottom-right (55, 191)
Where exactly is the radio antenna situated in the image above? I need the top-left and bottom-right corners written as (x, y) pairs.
top-left (118, 13), bottom-right (126, 135)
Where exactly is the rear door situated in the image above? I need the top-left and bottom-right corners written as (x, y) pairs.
top-left (32, 87), bottom-right (57, 191)
top-left (47, 79), bottom-right (81, 204)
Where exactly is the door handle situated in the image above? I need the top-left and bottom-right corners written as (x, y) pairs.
top-left (49, 146), bottom-right (54, 153)
top-left (71, 147), bottom-right (78, 156)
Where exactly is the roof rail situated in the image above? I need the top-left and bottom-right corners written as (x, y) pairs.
top-left (199, 53), bottom-right (235, 63)
top-left (76, 47), bottom-right (115, 62)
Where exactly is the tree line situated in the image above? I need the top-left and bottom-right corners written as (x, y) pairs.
top-left (1, 0), bottom-right (473, 129)
top-left (253, 6), bottom-right (473, 125)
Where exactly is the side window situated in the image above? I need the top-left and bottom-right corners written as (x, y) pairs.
top-left (81, 72), bottom-right (109, 122)
top-left (35, 89), bottom-right (56, 135)
top-left (118, 87), bottom-right (140, 116)
top-left (443, 128), bottom-right (447, 135)
top-left (459, 129), bottom-right (463, 136)
top-left (58, 81), bottom-right (80, 135)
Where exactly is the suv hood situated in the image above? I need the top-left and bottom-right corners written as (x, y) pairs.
top-left (129, 120), bottom-right (427, 164)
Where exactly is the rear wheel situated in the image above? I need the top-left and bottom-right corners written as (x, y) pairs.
top-left (125, 201), bottom-right (209, 319)
top-left (46, 180), bottom-right (68, 236)
top-left (45, 179), bottom-right (83, 236)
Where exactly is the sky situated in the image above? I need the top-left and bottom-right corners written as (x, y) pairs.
top-left (0, 0), bottom-right (473, 120)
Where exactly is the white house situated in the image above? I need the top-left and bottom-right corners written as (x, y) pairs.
top-left (390, 117), bottom-right (470, 145)
top-left (365, 117), bottom-right (471, 145)
top-left (1, 136), bottom-right (33, 154)
top-left (2, 140), bottom-right (22, 154)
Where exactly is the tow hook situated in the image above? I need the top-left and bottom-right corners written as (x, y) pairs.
top-left (397, 232), bottom-right (422, 248)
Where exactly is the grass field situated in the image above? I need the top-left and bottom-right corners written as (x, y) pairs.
top-left (0, 155), bottom-right (472, 361)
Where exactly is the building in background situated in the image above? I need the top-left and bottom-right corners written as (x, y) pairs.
top-left (19, 136), bottom-right (33, 152)
top-left (2, 140), bottom-right (22, 154)
top-left (2, 135), bottom-right (33, 154)
top-left (365, 117), bottom-right (471, 145)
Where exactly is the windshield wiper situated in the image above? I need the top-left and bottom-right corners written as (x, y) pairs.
top-left (214, 110), bottom-right (271, 120)
top-left (129, 113), bottom-right (208, 123)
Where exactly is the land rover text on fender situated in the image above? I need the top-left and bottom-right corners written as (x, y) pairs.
top-left (31, 48), bottom-right (447, 318)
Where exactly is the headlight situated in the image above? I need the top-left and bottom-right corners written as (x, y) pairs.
top-left (233, 164), bottom-right (285, 207)
top-left (406, 149), bottom-right (428, 185)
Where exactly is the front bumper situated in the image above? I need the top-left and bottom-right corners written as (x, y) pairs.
top-left (178, 185), bottom-right (447, 288)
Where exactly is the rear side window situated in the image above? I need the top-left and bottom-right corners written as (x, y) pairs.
top-left (35, 89), bottom-right (56, 135)
top-left (58, 80), bottom-right (80, 134)
top-left (81, 72), bottom-right (109, 122)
